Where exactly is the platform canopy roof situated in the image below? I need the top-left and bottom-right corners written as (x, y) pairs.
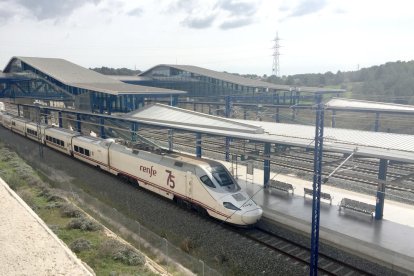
top-left (122, 103), bottom-right (414, 163)
top-left (140, 64), bottom-right (345, 94)
top-left (3, 57), bottom-right (185, 96)
top-left (326, 98), bottom-right (414, 114)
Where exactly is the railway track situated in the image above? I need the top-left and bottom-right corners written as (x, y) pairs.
top-left (236, 227), bottom-right (374, 276)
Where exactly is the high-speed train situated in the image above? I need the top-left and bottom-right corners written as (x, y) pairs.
top-left (0, 112), bottom-right (263, 226)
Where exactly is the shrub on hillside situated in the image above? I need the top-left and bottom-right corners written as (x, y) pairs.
top-left (70, 238), bottom-right (92, 253)
top-left (60, 203), bottom-right (82, 218)
top-left (67, 217), bottom-right (102, 231)
top-left (99, 239), bottom-right (145, 266)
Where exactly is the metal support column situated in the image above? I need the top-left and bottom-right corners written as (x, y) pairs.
top-left (196, 133), bottom-right (202, 158)
top-left (225, 96), bottom-right (232, 118)
top-left (168, 129), bottom-right (173, 151)
top-left (58, 111), bottom-right (63, 128)
top-left (331, 110), bottom-right (336, 128)
top-left (374, 112), bottom-right (380, 132)
top-left (76, 114), bottom-right (81, 132)
top-left (43, 109), bottom-right (48, 124)
top-left (375, 159), bottom-right (388, 220)
top-left (310, 93), bottom-right (325, 276)
top-left (264, 142), bottom-right (271, 187)
top-left (225, 137), bottom-right (231, 161)
top-left (100, 117), bottom-right (105, 138)
top-left (131, 122), bottom-right (138, 142)
top-left (17, 105), bottom-right (20, 117)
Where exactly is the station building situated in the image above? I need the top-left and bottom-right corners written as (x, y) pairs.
top-left (1, 57), bottom-right (185, 113)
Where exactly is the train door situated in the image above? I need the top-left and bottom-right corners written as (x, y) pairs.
top-left (186, 171), bottom-right (193, 198)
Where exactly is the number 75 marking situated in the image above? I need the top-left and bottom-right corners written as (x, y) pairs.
top-left (165, 170), bottom-right (175, 189)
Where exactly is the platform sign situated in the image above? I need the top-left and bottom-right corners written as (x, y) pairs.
top-left (247, 161), bottom-right (254, 175)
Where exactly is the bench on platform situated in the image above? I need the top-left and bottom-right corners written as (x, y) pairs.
top-left (268, 180), bottom-right (295, 195)
top-left (339, 198), bottom-right (375, 218)
top-left (303, 188), bottom-right (332, 205)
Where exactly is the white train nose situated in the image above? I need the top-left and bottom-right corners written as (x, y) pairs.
top-left (241, 208), bottom-right (263, 225)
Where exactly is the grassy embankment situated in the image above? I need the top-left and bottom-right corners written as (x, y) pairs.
top-left (0, 144), bottom-right (157, 276)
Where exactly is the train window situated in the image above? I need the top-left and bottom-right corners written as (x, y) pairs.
top-left (60, 140), bottom-right (64, 147)
top-left (85, 149), bottom-right (90, 156)
top-left (52, 138), bottom-right (56, 144)
top-left (210, 165), bottom-right (233, 187)
top-left (174, 161), bottom-right (183, 167)
top-left (74, 145), bottom-right (79, 152)
top-left (200, 175), bottom-right (215, 188)
top-left (12, 121), bottom-right (15, 126)
top-left (79, 148), bottom-right (84, 155)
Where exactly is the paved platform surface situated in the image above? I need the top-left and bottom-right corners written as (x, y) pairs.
top-left (225, 163), bottom-right (414, 274)
top-left (0, 177), bottom-right (94, 276)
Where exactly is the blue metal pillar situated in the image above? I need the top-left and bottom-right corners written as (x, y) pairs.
top-left (310, 93), bottom-right (325, 276)
top-left (43, 109), bottom-right (48, 124)
top-left (374, 112), bottom-right (380, 132)
top-left (76, 114), bottom-right (81, 132)
top-left (171, 95), bottom-right (178, 107)
top-left (275, 107), bottom-right (280, 123)
top-left (58, 111), bottom-right (63, 128)
top-left (375, 159), bottom-right (388, 220)
top-left (264, 142), bottom-right (271, 187)
top-left (100, 117), bottom-right (105, 138)
top-left (225, 96), bottom-right (232, 118)
top-left (225, 137), bottom-right (231, 161)
top-left (131, 122), bottom-right (138, 142)
top-left (331, 110), bottom-right (336, 128)
top-left (108, 96), bottom-right (114, 115)
top-left (168, 129), bottom-right (173, 151)
top-left (196, 133), bottom-right (202, 158)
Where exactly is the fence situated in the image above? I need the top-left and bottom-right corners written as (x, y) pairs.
top-left (64, 184), bottom-right (220, 276)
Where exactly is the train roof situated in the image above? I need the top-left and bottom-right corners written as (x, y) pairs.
top-left (46, 126), bottom-right (80, 136)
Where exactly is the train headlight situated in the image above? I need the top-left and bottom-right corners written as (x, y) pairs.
top-left (223, 202), bottom-right (241, 211)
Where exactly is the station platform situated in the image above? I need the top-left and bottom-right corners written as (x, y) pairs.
top-left (224, 162), bottom-right (414, 274)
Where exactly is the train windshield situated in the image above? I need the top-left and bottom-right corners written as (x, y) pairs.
top-left (209, 165), bottom-right (236, 187)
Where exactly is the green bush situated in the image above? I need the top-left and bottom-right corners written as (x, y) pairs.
top-left (60, 203), bottom-right (83, 218)
top-left (113, 247), bottom-right (145, 266)
top-left (99, 239), bottom-right (145, 266)
top-left (70, 238), bottom-right (92, 253)
top-left (67, 217), bottom-right (102, 231)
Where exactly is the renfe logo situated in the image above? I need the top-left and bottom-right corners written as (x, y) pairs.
top-left (140, 165), bottom-right (157, 177)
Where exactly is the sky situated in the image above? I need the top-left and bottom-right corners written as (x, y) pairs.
top-left (0, 0), bottom-right (413, 76)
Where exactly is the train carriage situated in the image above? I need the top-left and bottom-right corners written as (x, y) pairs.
top-left (10, 117), bottom-right (27, 135)
top-left (25, 122), bottom-right (49, 142)
top-left (108, 143), bottom-right (262, 225)
top-left (71, 136), bottom-right (111, 171)
top-left (44, 127), bottom-right (80, 155)
top-left (1, 113), bottom-right (12, 129)
top-left (0, 111), bottom-right (262, 226)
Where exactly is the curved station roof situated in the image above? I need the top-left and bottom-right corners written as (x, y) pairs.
top-left (124, 103), bottom-right (414, 163)
top-left (140, 64), bottom-right (345, 94)
top-left (3, 57), bottom-right (185, 96)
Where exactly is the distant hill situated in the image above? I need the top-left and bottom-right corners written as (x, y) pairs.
top-left (91, 67), bottom-right (141, 76)
top-left (262, 60), bottom-right (414, 104)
